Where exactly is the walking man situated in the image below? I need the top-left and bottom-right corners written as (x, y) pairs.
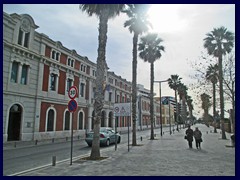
top-left (185, 125), bottom-right (194, 148)
top-left (193, 127), bottom-right (202, 149)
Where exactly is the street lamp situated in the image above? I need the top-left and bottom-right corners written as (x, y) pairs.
top-left (154, 80), bottom-right (168, 137)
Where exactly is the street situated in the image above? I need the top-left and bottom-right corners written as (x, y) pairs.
top-left (3, 126), bottom-right (171, 176)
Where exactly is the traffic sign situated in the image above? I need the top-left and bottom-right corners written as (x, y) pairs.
top-left (68, 86), bottom-right (78, 99)
top-left (68, 99), bottom-right (78, 112)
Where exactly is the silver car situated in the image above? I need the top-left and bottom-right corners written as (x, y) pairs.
top-left (85, 127), bottom-right (121, 147)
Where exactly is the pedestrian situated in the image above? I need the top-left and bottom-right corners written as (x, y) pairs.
top-left (185, 125), bottom-right (194, 148)
top-left (193, 127), bottom-right (202, 149)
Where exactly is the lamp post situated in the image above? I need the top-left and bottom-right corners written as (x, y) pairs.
top-left (154, 80), bottom-right (168, 137)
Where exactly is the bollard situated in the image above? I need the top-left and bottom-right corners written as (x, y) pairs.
top-left (78, 135), bottom-right (80, 140)
top-left (35, 140), bottom-right (38, 145)
top-left (14, 142), bottom-right (17, 148)
top-left (52, 156), bottom-right (56, 166)
top-left (206, 131), bottom-right (208, 134)
top-left (140, 136), bottom-right (143, 141)
top-left (52, 138), bottom-right (54, 143)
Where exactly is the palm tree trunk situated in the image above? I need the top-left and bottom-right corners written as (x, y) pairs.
top-left (175, 90), bottom-right (179, 131)
top-left (132, 32), bottom-right (138, 146)
top-left (150, 62), bottom-right (154, 140)
top-left (213, 83), bottom-right (217, 133)
top-left (219, 55), bottom-right (226, 139)
top-left (90, 10), bottom-right (109, 159)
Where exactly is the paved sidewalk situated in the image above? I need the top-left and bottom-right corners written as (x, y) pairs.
top-left (15, 124), bottom-right (235, 176)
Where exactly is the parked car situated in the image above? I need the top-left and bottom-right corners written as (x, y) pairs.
top-left (85, 127), bottom-right (121, 147)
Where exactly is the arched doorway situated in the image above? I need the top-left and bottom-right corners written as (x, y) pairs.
top-left (8, 104), bottom-right (22, 141)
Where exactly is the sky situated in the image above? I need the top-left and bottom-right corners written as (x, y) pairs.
top-left (3, 4), bottom-right (235, 118)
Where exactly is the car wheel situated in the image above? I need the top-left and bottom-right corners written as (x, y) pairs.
top-left (117, 137), bottom-right (121, 143)
top-left (105, 139), bottom-right (110, 146)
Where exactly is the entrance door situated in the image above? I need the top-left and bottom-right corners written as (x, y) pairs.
top-left (8, 104), bottom-right (22, 141)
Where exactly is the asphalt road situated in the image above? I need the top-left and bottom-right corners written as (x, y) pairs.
top-left (3, 126), bottom-right (177, 176)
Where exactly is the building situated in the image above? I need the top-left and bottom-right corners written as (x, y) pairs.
top-left (3, 11), bottom-right (176, 143)
top-left (3, 12), bottom-right (132, 142)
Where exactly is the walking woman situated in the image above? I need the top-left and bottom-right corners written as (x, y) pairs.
top-left (185, 125), bottom-right (194, 148)
top-left (193, 127), bottom-right (202, 149)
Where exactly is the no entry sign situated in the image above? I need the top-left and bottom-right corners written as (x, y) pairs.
top-left (68, 86), bottom-right (78, 99)
top-left (68, 99), bottom-right (78, 112)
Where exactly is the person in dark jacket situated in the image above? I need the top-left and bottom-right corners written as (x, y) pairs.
top-left (185, 125), bottom-right (194, 148)
top-left (193, 127), bottom-right (202, 149)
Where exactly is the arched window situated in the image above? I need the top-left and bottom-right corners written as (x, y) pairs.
top-left (64, 111), bottom-right (70, 130)
top-left (47, 109), bottom-right (54, 131)
top-left (78, 112), bottom-right (83, 130)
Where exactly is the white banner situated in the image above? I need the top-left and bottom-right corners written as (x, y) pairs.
top-left (114, 103), bottom-right (131, 117)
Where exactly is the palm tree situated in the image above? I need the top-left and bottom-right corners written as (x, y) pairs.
top-left (206, 63), bottom-right (219, 133)
top-left (200, 93), bottom-right (212, 127)
top-left (138, 33), bottom-right (165, 140)
top-left (123, 4), bottom-right (151, 146)
top-left (168, 74), bottom-right (182, 131)
top-left (186, 95), bottom-right (194, 125)
top-left (177, 83), bottom-right (188, 128)
top-left (79, 4), bottom-right (125, 160)
top-left (203, 26), bottom-right (234, 139)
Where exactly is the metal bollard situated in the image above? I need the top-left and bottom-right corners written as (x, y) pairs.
top-left (52, 138), bottom-right (54, 143)
top-left (14, 142), bottom-right (17, 148)
top-left (206, 131), bottom-right (208, 134)
top-left (140, 136), bottom-right (143, 141)
top-left (35, 140), bottom-right (38, 145)
top-left (78, 135), bottom-right (80, 140)
top-left (52, 156), bottom-right (56, 166)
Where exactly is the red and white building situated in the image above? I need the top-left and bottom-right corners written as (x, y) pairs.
top-left (3, 12), bottom-right (172, 143)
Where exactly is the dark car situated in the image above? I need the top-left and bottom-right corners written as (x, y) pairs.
top-left (85, 127), bottom-right (121, 147)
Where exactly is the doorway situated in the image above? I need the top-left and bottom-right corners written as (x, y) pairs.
top-left (7, 104), bottom-right (22, 141)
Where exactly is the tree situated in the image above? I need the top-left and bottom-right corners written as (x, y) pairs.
top-left (203, 26), bottom-right (234, 139)
top-left (79, 4), bottom-right (125, 159)
top-left (200, 93), bottom-right (212, 126)
top-left (178, 83), bottom-right (188, 128)
top-left (138, 33), bottom-right (165, 140)
top-left (206, 63), bottom-right (218, 133)
top-left (186, 95), bottom-right (194, 125)
top-left (223, 53), bottom-right (235, 134)
top-left (123, 4), bottom-right (151, 146)
top-left (168, 74), bottom-right (182, 131)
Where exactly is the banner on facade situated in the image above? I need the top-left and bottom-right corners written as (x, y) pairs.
top-left (114, 103), bottom-right (131, 117)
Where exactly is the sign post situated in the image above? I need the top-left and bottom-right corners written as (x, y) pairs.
top-left (114, 103), bottom-right (131, 151)
top-left (68, 86), bottom-right (78, 165)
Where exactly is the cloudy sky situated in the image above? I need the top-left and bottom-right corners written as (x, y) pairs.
top-left (3, 4), bottom-right (235, 117)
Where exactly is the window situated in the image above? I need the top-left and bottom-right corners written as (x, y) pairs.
top-left (67, 78), bottom-right (73, 92)
top-left (11, 61), bottom-right (18, 83)
top-left (109, 92), bottom-right (112, 102)
top-left (108, 78), bottom-right (113, 84)
top-left (18, 29), bottom-right (30, 48)
top-left (78, 112), bottom-right (83, 129)
top-left (51, 50), bottom-right (60, 61)
top-left (21, 64), bottom-right (28, 85)
top-left (92, 70), bottom-right (96, 77)
top-left (81, 64), bottom-right (86, 72)
top-left (50, 73), bottom-right (57, 91)
top-left (67, 58), bottom-right (74, 68)
top-left (64, 111), bottom-right (70, 130)
top-left (80, 83), bottom-right (85, 97)
top-left (47, 109), bottom-right (54, 131)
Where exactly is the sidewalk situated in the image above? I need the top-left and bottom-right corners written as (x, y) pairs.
top-left (13, 124), bottom-right (235, 176)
